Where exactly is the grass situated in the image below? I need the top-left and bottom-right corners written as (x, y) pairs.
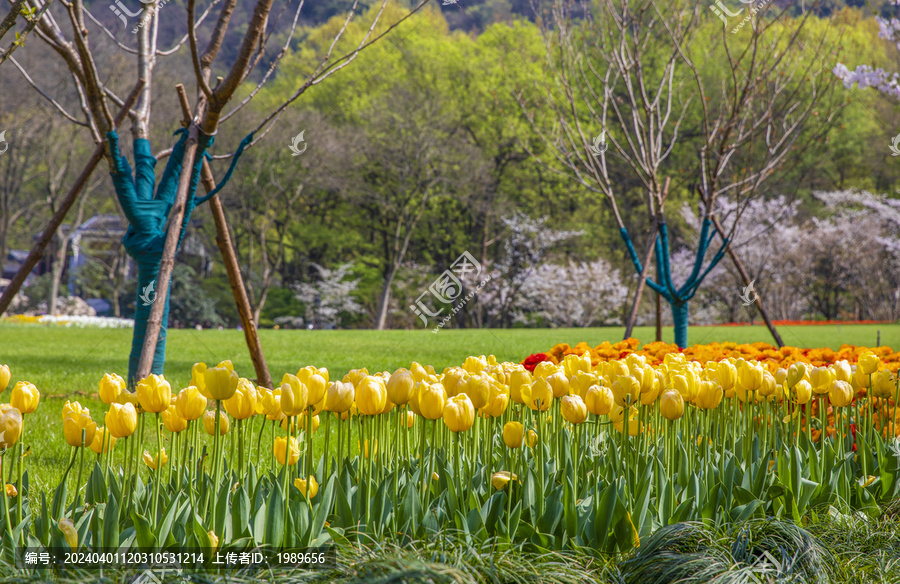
top-left (0, 323), bottom-right (897, 496)
top-left (0, 322), bottom-right (897, 583)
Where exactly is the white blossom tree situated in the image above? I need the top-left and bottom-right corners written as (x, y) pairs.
top-left (294, 263), bottom-right (365, 329)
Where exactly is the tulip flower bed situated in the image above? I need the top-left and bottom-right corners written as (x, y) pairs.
top-left (530, 338), bottom-right (900, 371)
top-left (0, 346), bottom-right (898, 580)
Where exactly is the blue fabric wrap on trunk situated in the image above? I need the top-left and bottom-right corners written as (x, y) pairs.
top-left (107, 129), bottom-right (214, 384)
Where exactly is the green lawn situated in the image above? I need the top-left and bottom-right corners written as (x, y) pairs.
top-left (0, 322), bottom-right (897, 495)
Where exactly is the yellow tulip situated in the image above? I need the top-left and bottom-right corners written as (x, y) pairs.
top-left (758, 372), bottom-right (776, 398)
top-left (204, 367), bottom-right (239, 401)
top-left (508, 370), bottom-right (533, 405)
top-left (526, 429), bottom-right (538, 448)
top-left (563, 351), bottom-right (592, 377)
top-left (611, 375), bottom-right (640, 408)
top-left (569, 372), bottom-right (597, 399)
top-left (545, 370), bottom-right (569, 399)
top-left (585, 385), bottom-right (614, 416)
top-left (440, 367), bottom-right (467, 397)
top-left (324, 381), bottom-right (354, 413)
top-left (503, 421), bottom-right (524, 448)
top-left (694, 380), bottom-right (722, 410)
top-left (716, 361), bottom-right (737, 392)
top-left (829, 380), bottom-right (853, 408)
top-left (105, 402), bottom-right (137, 439)
top-left (297, 366), bottom-right (327, 406)
top-left (62, 401), bottom-right (95, 447)
top-left (224, 378), bottom-right (257, 420)
top-left (417, 382), bottom-right (447, 420)
top-left (483, 390), bottom-right (509, 418)
top-left (387, 369), bottom-right (415, 405)
top-left (343, 368), bottom-right (369, 387)
top-left (786, 363), bottom-right (808, 387)
top-left (737, 362), bottom-right (765, 393)
top-left (99, 373), bottom-right (125, 405)
top-left (462, 355), bottom-right (487, 374)
top-left (0, 407), bottom-right (22, 449)
top-left (858, 351), bottom-right (881, 375)
top-left (872, 370), bottom-right (896, 399)
top-left (191, 362), bottom-right (208, 398)
top-left (832, 360), bottom-right (852, 383)
top-left (461, 373), bottom-right (491, 410)
top-left (614, 418), bottom-right (641, 436)
top-left (356, 376), bottom-right (387, 416)
top-left (491, 471), bottom-right (518, 491)
top-left (793, 380), bottom-right (812, 405)
top-left (294, 475), bottom-right (319, 498)
top-left (443, 394), bottom-right (475, 433)
top-left (161, 405), bottom-right (188, 433)
top-left (280, 374), bottom-right (308, 416)
top-left (202, 410), bottom-right (229, 436)
top-left (525, 378), bottom-right (553, 412)
top-left (405, 410), bottom-right (416, 428)
top-left (175, 386), bottom-right (207, 421)
top-left (560, 395), bottom-right (588, 424)
top-left (10, 381), bottom-right (39, 414)
top-left (6, 484), bottom-right (16, 498)
top-left (59, 518), bottom-right (78, 550)
top-left (853, 368), bottom-right (872, 389)
top-left (136, 374), bottom-right (171, 413)
top-left (810, 367), bottom-right (835, 395)
top-left (208, 531), bottom-right (219, 552)
top-left (0, 365), bottom-right (9, 393)
top-left (89, 427), bottom-right (116, 454)
top-left (273, 436), bottom-right (300, 466)
top-left (532, 361), bottom-right (557, 379)
top-left (142, 448), bottom-right (168, 470)
top-left (659, 390), bottom-right (684, 421)
top-left (115, 390), bottom-right (140, 406)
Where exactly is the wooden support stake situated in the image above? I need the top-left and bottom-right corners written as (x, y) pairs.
top-left (175, 86), bottom-right (273, 389)
top-left (0, 79), bottom-right (145, 316)
top-left (135, 90), bottom-right (205, 380)
top-left (711, 215), bottom-right (784, 348)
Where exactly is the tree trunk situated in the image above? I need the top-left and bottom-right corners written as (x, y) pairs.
top-left (655, 292), bottom-right (662, 342)
top-left (623, 234), bottom-right (657, 339)
top-left (671, 298), bottom-right (689, 349)
top-left (374, 264), bottom-right (398, 330)
top-left (129, 257), bottom-right (170, 383)
top-left (48, 241), bottom-right (65, 316)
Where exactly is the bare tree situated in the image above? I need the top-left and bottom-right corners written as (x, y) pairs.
top-left (521, 0), bottom-right (838, 346)
top-left (1, 0), bottom-right (428, 383)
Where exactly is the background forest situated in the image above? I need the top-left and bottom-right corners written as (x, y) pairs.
top-left (2, 0), bottom-right (900, 331)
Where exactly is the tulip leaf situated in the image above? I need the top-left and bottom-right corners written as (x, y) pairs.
top-left (215, 480), bottom-right (231, 543)
top-left (593, 483), bottom-right (617, 548)
top-left (50, 479), bottom-right (67, 521)
top-left (36, 491), bottom-right (49, 546)
top-left (264, 481), bottom-right (284, 549)
top-left (730, 499), bottom-right (763, 522)
top-left (309, 475), bottom-right (335, 547)
top-left (251, 500), bottom-right (267, 545)
top-left (232, 485), bottom-right (251, 540)
top-left (130, 509), bottom-right (156, 549)
top-left (157, 496), bottom-right (185, 549)
top-left (103, 491), bottom-right (119, 548)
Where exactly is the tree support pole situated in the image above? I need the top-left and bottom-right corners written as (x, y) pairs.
top-left (0, 80), bottom-right (145, 317)
top-left (711, 216), bottom-right (784, 348)
top-left (135, 96), bottom-right (206, 381)
top-left (175, 86), bottom-right (272, 389)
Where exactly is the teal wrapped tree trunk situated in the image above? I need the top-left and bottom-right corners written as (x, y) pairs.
top-left (107, 129), bottom-right (213, 384)
top-left (620, 219), bottom-right (729, 348)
